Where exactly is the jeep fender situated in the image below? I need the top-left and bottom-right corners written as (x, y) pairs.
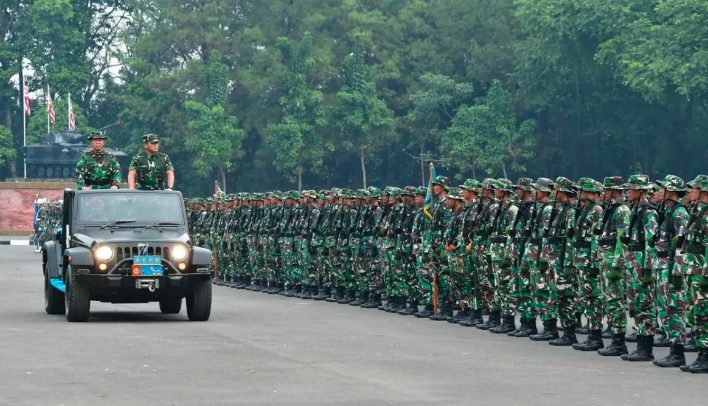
top-left (42, 241), bottom-right (63, 279)
top-left (64, 247), bottom-right (95, 267)
top-left (191, 246), bottom-right (213, 267)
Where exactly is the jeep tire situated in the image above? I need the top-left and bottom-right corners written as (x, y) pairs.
top-left (65, 265), bottom-right (91, 322)
top-left (44, 266), bottom-right (65, 315)
top-left (159, 298), bottom-right (182, 314)
top-left (186, 280), bottom-right (211, 321)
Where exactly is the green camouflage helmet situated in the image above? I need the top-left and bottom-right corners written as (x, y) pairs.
top-left (416, 186), bottom-right (427, 195)
top-left (514, 177), bottom-right (534, 191)
top-left (366, 186), bottom-right (382, 198)
top-left (625, 174), bottom-right (652, 190)
top-left (656, 174), bottom-right (687, 192)
top-left (388, 187), bottom-right (402, 198)
top-left (687, 174), bottom-right (708, 188)
top-left (576, 177), bottom-right (603, 193)
top-left (603, 176), bottom-right (625, 190)
top-left (460, 179), bottom-right (480, 192)
top-left (433, 175), bottom-right (451, 189)
top-left (87, 131), bottom-right (107, 140)
top-left (554, 176), bottom-right (576, 193)
top-left (340, 188), bottom-right (354, 199)
top-left (481, 178), bottom-right (497, 190)
top-left (302, 189), bottom-right (317, 199)
top-left (533, 177), bottom-right (554, 193)
top-left (355, 189), bottom-right (367, 199)
top-left (401, 186), bottom-right (417, 196)
top-left (447, 187), bottom-right (465, 201)
top-left (495, 178), bottom-right (513, 193)
top-left (272, 190), bottom-right (284, 200)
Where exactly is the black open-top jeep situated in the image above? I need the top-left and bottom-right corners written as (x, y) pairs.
top-left (42, 189), bottom-right (213, 322)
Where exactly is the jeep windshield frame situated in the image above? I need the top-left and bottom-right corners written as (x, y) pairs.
top-left (75, 191), bottom-right (187, 226)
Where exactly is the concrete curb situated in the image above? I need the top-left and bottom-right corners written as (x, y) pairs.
top-left (0, 240), bottom-right (31, 246)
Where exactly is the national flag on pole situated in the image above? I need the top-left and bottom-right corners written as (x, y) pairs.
top-left (23, 81), bottom-right (31, 116)
top-left (46, 87), bottom-right (56, 124)
top-left (423, 162), bottom-right (437, 219)
top-left (67, 93), bottom-right (76, 131)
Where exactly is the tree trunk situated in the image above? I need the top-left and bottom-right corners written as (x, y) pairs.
top-left (4, 102), bottom-right (16, 178)
top-left (219, 166), bottom-right (227, 194)
top-left (471, 156), bottom-right (477, 179)
top-left (360, 146), bottom-right (367, 189)
top-left (420, 142), bottom-right (425, 186)
top-left (501, 161), bottom-right (508, 179)
top-left (297, 166), bottom-right (302, 192)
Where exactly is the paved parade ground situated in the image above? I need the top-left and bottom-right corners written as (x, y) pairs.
top-left (0, 246), bottom-right (703, 406)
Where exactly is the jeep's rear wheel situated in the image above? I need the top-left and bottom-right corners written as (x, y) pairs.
top-left (65, 265), bottom-right (90, 322)
top-left (44, 266), bottom-right (65, 315)
top-left (159, 298), bottom-right (182, 314)
top-left (186, 280), bottom-right (211, 321)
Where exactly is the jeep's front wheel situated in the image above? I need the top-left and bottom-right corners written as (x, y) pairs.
top-left (186, 280), bottom-right (211, 321)
top-left (44, 266), bottom-right (65, 315)
top-left (159, 298), bottom-right (182, 314)
top-left (65, 265), bottom-right (90, 322)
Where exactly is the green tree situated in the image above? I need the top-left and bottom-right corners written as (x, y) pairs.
top-left (266, 32), bottom-right (329, 190)
top-left (330, 44), bottom-right (394, 188)
top-left (0, 124), bottom-right (16, 167)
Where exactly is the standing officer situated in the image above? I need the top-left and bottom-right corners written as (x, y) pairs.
top-left (128, 133), bottom-right (175, 190)
top-left (75, 131), bottom-right (121, 190)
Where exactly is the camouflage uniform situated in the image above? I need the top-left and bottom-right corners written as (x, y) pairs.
top-left (128, 150), bottom-right (174, 190)
top-left (75, 132), bottom-right (121, 190)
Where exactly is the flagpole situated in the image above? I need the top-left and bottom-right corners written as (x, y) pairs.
top-left (67, 93), bottom-right (70, 131)
top-left (46, 85), bottom-right (50, 134)
top-left (20, 68), bottom-right (27, 179)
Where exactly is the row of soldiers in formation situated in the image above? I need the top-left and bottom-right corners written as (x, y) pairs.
top-left (186, 173), bottom-right (708, 374)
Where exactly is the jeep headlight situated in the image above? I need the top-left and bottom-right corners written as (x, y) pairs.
top-left (95, 245), bottom-right (114, 261)
top-left (171, 244), bottom-right (188, 261)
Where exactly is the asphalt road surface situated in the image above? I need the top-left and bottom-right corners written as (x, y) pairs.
top-left (0, 246), bottom-right (703, 406)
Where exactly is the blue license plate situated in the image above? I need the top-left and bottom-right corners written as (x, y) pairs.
top-left (133, 255), bottom-right (164, 276)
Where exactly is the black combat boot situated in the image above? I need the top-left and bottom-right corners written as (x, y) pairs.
top-left (529, 319), bottom-right (559, 341)
top-left (598, 333), bottom-right (628, 356)
top-left (573, 329), bottom-right (605, 351)
top-left (576, 316), bottom-right (589, 335)
top-left (507, 316), bottom-right (526, 336)
top-left (312, 286), bottom-right (329, 301)
top-left (459, 309), bottom-right (484, 327)
top-left (350, 291), bottom-right (369, 306)
top-left (379, 296), bottom-right (394, 311)
top-left (393, 297), bottom-right (408, 313)
top-left (414, 304), bottom-right (434, 318)
top-left (684, 337), bottom-right (698, 352)
top-left (301, 285), bottom-right (313, 300)
top-left (490, 315), bottom-right (516, 334)
top-left (429, 301), bottom-right (454, 321)
top-left (684, 348), bottom-right (708, 373)
top-left (653, 343), bottom-right (686, 367)
top-left (384, 296), bottom-right (400, 312)
top-left (549, 326), bottom-right (578, 346)
top-left (513, 317), bottom-right (538, 337)
top-left (601, 326), bottom-right (612, 339)
top-left (398, 298), bottom-right (419, 315)
top-left (622, 334), bottom-right (654, 361)
top-left (625, 331), bottom-right (638, 342)
top-left (326, 286), bottom-right (343, 302)
top-left (653, 331), bottom-right (670, 347)
top-left (449, 308), bottom-right (471, 324)
top-left (361, 292), bottom-right (382, 308)
top-left (281, 284), bottom-right (294, 297)
top-left (477, 310), bottom-right (501, 330)
top-left (337, 289), bottom-right (356, 304)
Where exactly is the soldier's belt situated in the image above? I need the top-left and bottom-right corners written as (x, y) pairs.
top-left (628, 241), bottom-right (645, 252)
top-left (686, 243), bottom-right (705, 255)
top-left (574, 240), bottom-right (591, 249)
top-left (545, 236), bottom-right (565, 245)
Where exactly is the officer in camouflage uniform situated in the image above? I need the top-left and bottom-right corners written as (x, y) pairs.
top-left (75, 131), bottom-right (121, 190)
top-left (621, 175), bottom-right (660, 362)
top-left (412, 186), bottom-right (434, 317)
top-left (128, 133), bottom-right (174, 190)
top-left (572, 178), bottom-right (606, 351)
top-left (652, 175), bottom-right (690, 367)
top-left (441, 187), bottom-right (467, 322)
top-left (427, 176), bottom-right (453, 320)
top-left (678, 178), bottom-right (708, 373)
top-left (310, 191), bottom-right (330, 300)
top-left (473, 179), bottom-right (500, 330)
top-left (280, 191), bottom-right (301, 296)
top-left (397, 186), bottom-right (420, 314)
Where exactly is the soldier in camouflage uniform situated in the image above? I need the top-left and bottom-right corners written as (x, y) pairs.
top-left (652, 175), bottom-right (690, 367)
top-left (427, 177), bottom-right (454, 320)
top-left (572, 178), bottom-right (607, 351)
top-left (128, 133), bottom-right (174, 190)
top-left (488, 179), bottom-right (518, 333)
top-left (441, 187), bottom-right (468, 322)
top-left (472, 179), bottom-right (500, 329)
top-left (621, 175), bottom-right (660, 362)
top-left (457, 180), bottom-right (484, 327)
top-left (544, 177), bottom-right (578, 345)
top-left (396, 186), bottom-right (420, 314)
top-left (280, 191), bottom-right (301, 296)
top-left (75, 131), bottom-right (121, 190)
top-left (506, 178), bottom-right (537, 336)
top-left (310, 191), bottom-right (330, 300)
top-left (678, 178), bottom-right (708, 373)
